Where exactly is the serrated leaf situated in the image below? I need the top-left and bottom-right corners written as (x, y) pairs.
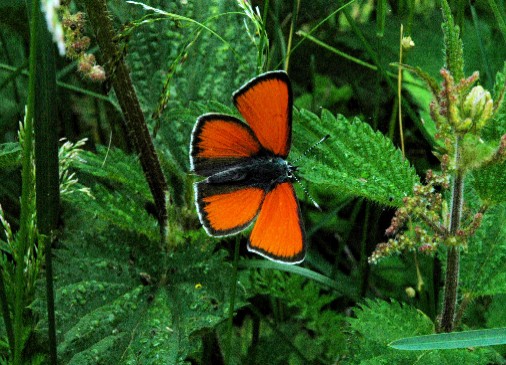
top-left (76, 147), bottom-right (152, 202)
top-left (51, 198), bottom-right (243, 364)
top-left (389, 327), bottom-right (506, 350)
top-left (348, 299), bottom-right (434, 343)
top-left (292, 109), bottom-right (419, 207)
top-left (460, 204), bottom-right (506, 297)
top-left (346, 299), bottom-right (496, 364)
top-left (0, 142), bottom-right (21, 169)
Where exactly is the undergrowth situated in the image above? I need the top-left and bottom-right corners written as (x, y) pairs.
top-left (0, 0), bottom-right (505, 364)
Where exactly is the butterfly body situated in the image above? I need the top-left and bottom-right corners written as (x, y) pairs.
top-left (205, 155), bottom-right (295, 190)
top-left (190, 71), bottom-right (306, 264)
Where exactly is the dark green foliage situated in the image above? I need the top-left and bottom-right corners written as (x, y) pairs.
top-left (235, 269), bottom-right (348, 364)
top-left (121, 0), bottom-right (257, 115)
top-left (471, 64), bottom-right (506, 204)
top-left (473, 161), bottom-right (506, 205)
top-left (345, 299), bottom-right (496, 364)
top-left (41, 142), bottom-right (246, 363)
top-left (0, 143), bottom-right (20, 169)
top-left (53, 197), bottom-right (243, 363)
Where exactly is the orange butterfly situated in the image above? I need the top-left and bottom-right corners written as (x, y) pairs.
top-left (190, 71), bottom-right (305, 264)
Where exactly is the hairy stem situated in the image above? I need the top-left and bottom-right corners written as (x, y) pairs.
top-left (82, 0), bottom-right (168, 234)
top-left (439, 136), bottom-right (464, 332)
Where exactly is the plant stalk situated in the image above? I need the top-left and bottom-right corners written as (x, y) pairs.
top-left (34, 8), bottom-right (60, 360)
top-left (439, 136), bottom-right (464, 332)
top-left (14, 0), bottom-right (39, 362)
top-left (226, 237), bottom-right (240, 365)
top-left (82, 0), bottom-right (169, 235)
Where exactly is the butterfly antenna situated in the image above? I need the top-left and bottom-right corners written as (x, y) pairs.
top-left (290, 134), bottom-right (329, 210)
top-left (291, 173), bottom-right (321, 211)
top-left (292, 134), bottom-right (330, 164)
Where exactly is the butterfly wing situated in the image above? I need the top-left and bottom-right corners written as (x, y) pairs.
top-left (194, 182), bottom-right (265, 236)
top-left (248, 182), bottom-right (305, 263)
top-left (190, 114), bottom-right (262, 176)
top-left (233, 71), bottom-right (292, 158)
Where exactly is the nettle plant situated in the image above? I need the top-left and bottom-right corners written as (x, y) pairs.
top-left (370, 2), bottom-right (506, 334)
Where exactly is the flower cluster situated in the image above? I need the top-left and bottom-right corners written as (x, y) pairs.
top-left (369, 170), bottom-right (448, 264)
top-left (430, 69), bottom-right (496, 137)
top-left (60, 5), bottom-right (106, 82)
top-left (369, 167), bottom-right (487, 264)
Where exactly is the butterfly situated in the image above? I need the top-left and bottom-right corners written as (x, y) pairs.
top-left (189, 70), bottom-right (305, 264)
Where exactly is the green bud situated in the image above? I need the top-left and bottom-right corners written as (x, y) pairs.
top-left (405, 287), bottom-right (416, 298)
top-left (459, 85), bottom-right (493, 133)
top-left (401, 36), bottom-right (415, 50)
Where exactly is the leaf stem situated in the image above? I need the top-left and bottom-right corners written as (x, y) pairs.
top-left (284, 0), bottom-right (299, 72)
top-left (398, 24), bottom-right (405, 157)
top-left (439, 136), bottom-right (464, 332)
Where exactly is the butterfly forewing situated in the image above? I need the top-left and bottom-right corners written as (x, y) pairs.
top-left (190, 114), bottom-right (262, 176)
top-left (233, 71), bottom-right (292, 158)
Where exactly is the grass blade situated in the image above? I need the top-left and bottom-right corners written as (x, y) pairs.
top-left (390, 327), bottom-right (506, 350)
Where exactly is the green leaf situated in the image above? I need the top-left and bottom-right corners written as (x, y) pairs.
top-left (402, 71), bottom-right (440, 149)
top-left (51, 204), bottom-right (242, 364)
top-left (68, 146), bottom-right (159, 241)
top-left (346, 299), bottom-right (496, 364)
top-left (460, 204), bottom-right (506, 297)
top-left (389, 327), bottom-right (506, 350)
top-left (0, 143), bottom-right (21, 169)
top-left (472, 160), bottom-right (506, 205)
top-left (461, 134), bottom-right (497, 171)
top-left (441, 0), bottom-right (464, 81)
top-left (292, 109), bottom-right (418, 207)
top-left (294, 73), bottom-right (353, 111)
top-left (239, 259), bottom-right (359, 299)
top-left (348, 299), bottom-right (434, 344)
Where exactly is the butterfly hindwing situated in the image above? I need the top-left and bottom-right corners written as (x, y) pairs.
top-left (195, 182), bottom-right (265, 236)
top-left (233, 71), bottom-right (292, 158)
top-left (248, 182), bottom-right (305, 263)
top-left (190, 114), bottom-right (262, 176)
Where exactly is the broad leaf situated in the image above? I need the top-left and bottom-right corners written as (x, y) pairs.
top-left (292, 109), bottom-right (418, 207)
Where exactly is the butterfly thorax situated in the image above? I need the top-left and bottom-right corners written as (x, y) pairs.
top-left (206, 154), bottom-right (295, 192)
